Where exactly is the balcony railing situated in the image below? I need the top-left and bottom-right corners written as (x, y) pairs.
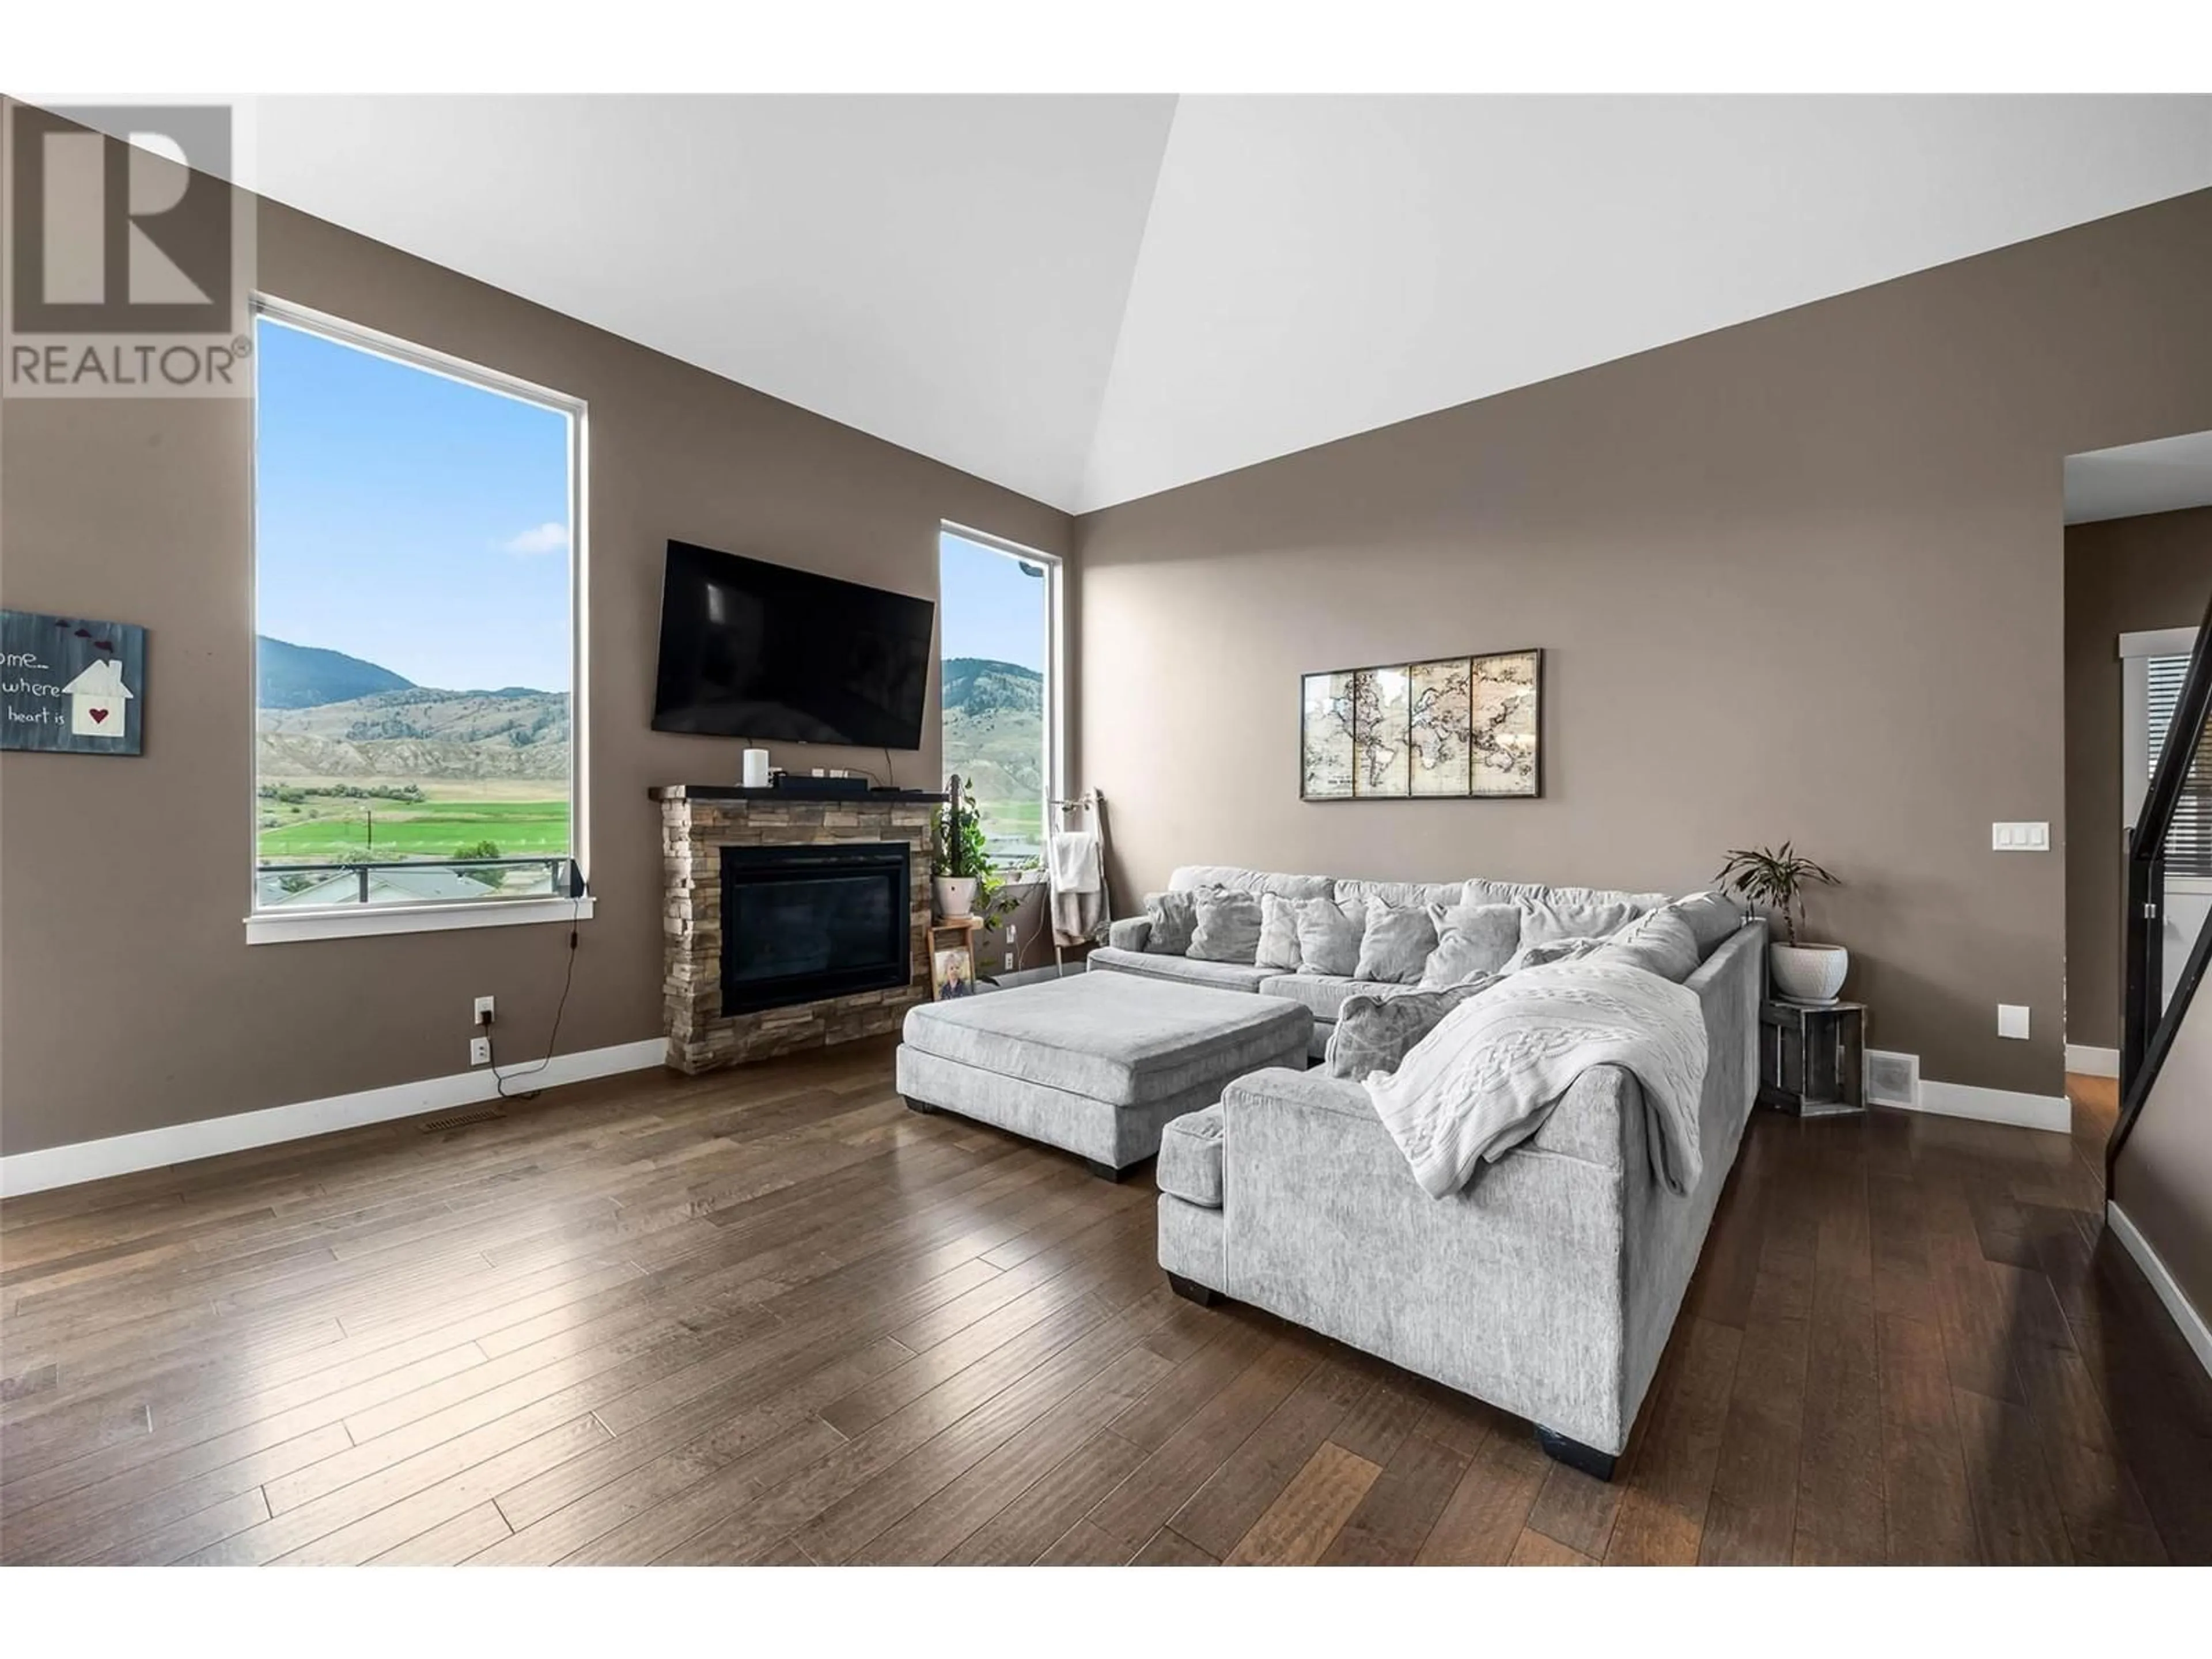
top-left (254, 855), bottom-right (573, 910)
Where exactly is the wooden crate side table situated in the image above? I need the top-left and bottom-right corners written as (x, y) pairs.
top-left (927, 916), bottom-right (983, 1000)
top-left (1758, 999), bottom-right (1866, 1116)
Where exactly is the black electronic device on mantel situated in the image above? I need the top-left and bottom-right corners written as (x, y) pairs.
top-left (778, 774), bottom-right (869, 797)
top-left (650, 540), bottom-right (935, 748)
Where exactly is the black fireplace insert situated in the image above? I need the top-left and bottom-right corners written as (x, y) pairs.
top-left (719, 841), bottom-right (912, 1016)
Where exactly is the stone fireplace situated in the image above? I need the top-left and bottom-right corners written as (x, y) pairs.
top-left (656, 785), bottom-right (940, 1074)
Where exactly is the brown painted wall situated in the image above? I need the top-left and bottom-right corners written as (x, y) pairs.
top-left (0, 161), bottom-right (1069, 1156)
top-left (1074, 190), bottom-right (2212, 1099)
top-left (2063, 507), bottom-right (2212, 1053)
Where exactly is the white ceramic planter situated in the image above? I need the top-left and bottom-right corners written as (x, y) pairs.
top-left (1770, 942), bottom-right (1849, 1005)
top-left (933, 876), bottom-right (978, 920)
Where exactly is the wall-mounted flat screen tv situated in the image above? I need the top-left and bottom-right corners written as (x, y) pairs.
top-left (650, 540), bottom-right (935, 749)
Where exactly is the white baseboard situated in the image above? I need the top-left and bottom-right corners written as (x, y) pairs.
top-left (1906, 1079), bottom-right (2072, 1134)
top-left (2065, 1044), bottom-right (2121, 1078)
top-left (2108, 1200), bottom-right (2212, 1383)
top-left (0, 1038), bottom-right (667, 1199)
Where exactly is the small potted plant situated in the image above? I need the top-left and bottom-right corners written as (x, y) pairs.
top-left (1715, 842), bottom-right (1846, 1004)
top-left (930, 798), bottom-right (1007, 923)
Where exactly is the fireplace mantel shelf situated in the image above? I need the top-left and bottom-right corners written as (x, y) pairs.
top-left (649, 783), bottom-right (949, 804)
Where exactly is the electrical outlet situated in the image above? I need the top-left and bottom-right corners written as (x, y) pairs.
top-left (469, 1036), bottom-right (491, 1066)
top-left (474, 996), bottom-right (495, 1025)
top-left (1003, 950), bottom-right (1014, 971)
top-left (1997, 1004), bottom-right (2030, 1040)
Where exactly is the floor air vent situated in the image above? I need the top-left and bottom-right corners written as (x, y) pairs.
top-left (419, 1103), bottom-right (506, 1134)
top-left (1865, 1050), bottom-right (1921, 1109)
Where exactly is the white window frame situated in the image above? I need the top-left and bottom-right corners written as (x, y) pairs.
top-left (939, 521), bottom-right (1062, 878)
top-left (2120, 624), bottom-right (2212, 895)
top-left (245, 295), bottom-right (592, 944)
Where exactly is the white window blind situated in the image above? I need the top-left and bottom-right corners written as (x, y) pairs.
top-left (2146, 652), bottom-right (2212, 879)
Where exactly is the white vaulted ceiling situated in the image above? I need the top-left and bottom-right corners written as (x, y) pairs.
top-left (199, 96), bottom-right (2212, 511)
top-left (237, 95), bottom-right (1180, 513)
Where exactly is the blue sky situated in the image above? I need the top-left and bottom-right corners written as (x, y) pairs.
top-left (939, 532), bottom-right (1046, 671)
top-left (255, 317), bottom-right (573, 692)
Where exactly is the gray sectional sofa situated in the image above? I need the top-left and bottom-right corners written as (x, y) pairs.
top-left (1092, 863), bottom-right (1672, 1060)
top-left (1096, 863), bottom-right (1763, 1476)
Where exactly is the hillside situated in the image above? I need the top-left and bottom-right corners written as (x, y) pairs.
top-left (257, 637), bottom-right (414, 709)
top-left (941, 656), bottom-right (1044, 811)
top-left (256, 642), bottom-right (567, 783)
top-left (257, 644), bottom-right (1030, 791)
top-left (942, 657), bottom-right (1041, 721)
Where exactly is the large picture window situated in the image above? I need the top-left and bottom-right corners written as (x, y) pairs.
top-left (938, 525), bottom-right (1058, 870)
top-left (249, 300), bottom-right (585, 937)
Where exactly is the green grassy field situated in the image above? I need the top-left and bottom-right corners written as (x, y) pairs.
top-left (974, 797), bottom-right (1044, 868)
top-left (257, 797), bottom-right (571, 863)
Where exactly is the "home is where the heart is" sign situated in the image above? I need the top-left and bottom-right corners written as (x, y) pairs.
top-left (1, 609), bottom-right (147, 755)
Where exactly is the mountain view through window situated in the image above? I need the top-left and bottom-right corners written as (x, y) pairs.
top-left (253, 310), bottom-right (578, 911)
top-left (939, 531), bottom-right (1050, 869)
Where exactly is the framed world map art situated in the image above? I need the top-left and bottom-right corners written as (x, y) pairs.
top-left (1300, 649), bottom-right (1539, 800)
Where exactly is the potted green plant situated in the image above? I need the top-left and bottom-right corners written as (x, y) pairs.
top-left (930, 799), bottom-right (1010, 923)
top-left (1714, 842), bottom-right (1846, 1003)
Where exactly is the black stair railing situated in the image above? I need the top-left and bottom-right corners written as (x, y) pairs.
top-left (2113, 582), bottom-right (2212, 1181)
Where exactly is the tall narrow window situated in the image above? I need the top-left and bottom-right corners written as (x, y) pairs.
top-left (938, 527), bottom-right (1056, 870)
top-left (2145, 650), bottom-right (2212, 880)
top-left (251, 301), bottom-right (584, 928)
top-left (2123, 628), bottom-right (2212, 885)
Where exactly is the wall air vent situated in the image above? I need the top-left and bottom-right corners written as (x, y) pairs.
top-left (1865, 1049), bottom-right (1921, 1109)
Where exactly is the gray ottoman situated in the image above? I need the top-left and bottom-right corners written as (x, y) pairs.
top-left (894, 972), bottom-right (1312, 1178)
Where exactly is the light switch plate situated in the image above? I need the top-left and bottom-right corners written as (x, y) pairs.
top-left (1997, 1004), bottom-right (2031, 1040)
top-left (1992, 822), bottom-right (2050, 851)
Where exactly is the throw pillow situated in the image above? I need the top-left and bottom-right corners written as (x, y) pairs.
top-left (1139, 889), bottom-right (1200, 955)
top-left (1188, 888), bottom-right (1265, 964)
top-left (1324, 979), bottom-right (1495, 1080)
top-left (1666, 890), bottom-right (1748, 959)
top-left (1255, 892), bottom-right (1303, 971)
top-left (1587, 908), bottom-right (1702, 983)
top-left (1355, 899), bottom-right (1438, 984)
top-left (1292, 894), bottom-right (1367, 976)
top-left (1517, 896), bottom-right (1638, 948)
top-left (1418, 901), bottom-right (1521, 989)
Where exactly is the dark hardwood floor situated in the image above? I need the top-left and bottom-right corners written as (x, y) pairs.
top-left (3, 1043), bottom-right (2208, 1566)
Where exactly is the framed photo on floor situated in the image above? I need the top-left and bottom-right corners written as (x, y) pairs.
top-left (929, 920), bottom-right (980, 999)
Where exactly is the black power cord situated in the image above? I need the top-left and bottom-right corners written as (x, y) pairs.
top-left (491, 891), bottom-right (584, 1102)
top-left (1006, 881), bottom-right (1050, 975)
top-left (843, 748), bottom-right (897, 789)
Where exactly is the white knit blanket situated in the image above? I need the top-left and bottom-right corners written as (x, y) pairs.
top-left (1363, 960), bottom-right (1709, 1199)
